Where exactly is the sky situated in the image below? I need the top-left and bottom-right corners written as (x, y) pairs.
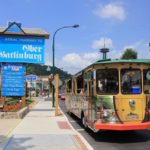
top-left (0, 0), bottom-right (150, 74)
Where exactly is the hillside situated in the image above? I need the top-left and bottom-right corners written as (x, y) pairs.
top-left (26, 63), bottom-right (71, 81)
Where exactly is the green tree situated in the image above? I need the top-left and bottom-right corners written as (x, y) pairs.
top-left (121, 48), bottom-right (137, 59)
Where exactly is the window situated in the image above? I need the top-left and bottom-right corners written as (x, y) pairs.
top-left (96, 69), bottom-right (119, 94)
top-left (121, 69), bottom-right (141, 94)
top-left (72, 79), bottom-right (76, 94)
top-left (76, 74), bottom-right (83, 94)
top-left (66, 79), bottom-right (72, 93)
top-left (144, 69), bottom-right (150, 94)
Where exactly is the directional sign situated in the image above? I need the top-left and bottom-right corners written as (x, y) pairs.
top-left (26, 75), bottom-right (37, 81)
top-left (2, 91), bottom-right (25, 96)
top-left (51, 79), bottom-right (62, 87)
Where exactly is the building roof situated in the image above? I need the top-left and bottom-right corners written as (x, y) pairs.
top-left (0, 22), bottom-right (49, 39)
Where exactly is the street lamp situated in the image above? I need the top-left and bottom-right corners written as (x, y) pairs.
top-left (52, 24), bottom-right (79, 107)
top-left (46, 65), bottom-right (51, 72)
top-left (46, 65), bottom-right (51, 98)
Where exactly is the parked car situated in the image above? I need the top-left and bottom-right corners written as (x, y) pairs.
top-left (60, 94), bottom-right (66, 100)
top-left (58, 93), bottom-right (62, 98)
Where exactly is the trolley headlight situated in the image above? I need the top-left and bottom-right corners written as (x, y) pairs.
top-left (102, 110), bottom-right (120, 123)
top-left (103, 111), bottom-right (109, 118)
top-left (108, 116), bottom-right (120, 123)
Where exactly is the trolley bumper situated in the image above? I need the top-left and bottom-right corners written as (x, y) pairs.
top-left (94, 122), bottom-right (150, 131)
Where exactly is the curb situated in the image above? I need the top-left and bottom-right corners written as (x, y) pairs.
top-left (0, 107), bottom-right (29, 119)
top-left (58, 106), bottom-right (94, 150)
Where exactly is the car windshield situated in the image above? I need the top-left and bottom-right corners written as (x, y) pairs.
top-left (121, 69), bottom-right (141, 94)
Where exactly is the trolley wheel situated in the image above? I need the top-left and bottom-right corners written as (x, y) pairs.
top-left (82, 115), bottom-right (88, 129)
top-left (67, 110), bottom-right (72, 115)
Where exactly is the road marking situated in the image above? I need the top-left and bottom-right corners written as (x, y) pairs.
top-left (70, 120), bottom-right (80, 123)
top-left (76, 128), bottom-right (85, 131)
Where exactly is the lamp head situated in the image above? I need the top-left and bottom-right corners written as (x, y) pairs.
top-left (72, 24), bottom-right (79, 28)
top-left (46, 66), bottom-right (51, 72)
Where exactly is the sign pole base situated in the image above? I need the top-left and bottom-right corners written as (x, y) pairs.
top-left (22, 96), bottom-right (26, 107)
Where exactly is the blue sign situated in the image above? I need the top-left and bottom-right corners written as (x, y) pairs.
top-left (7, 23), bottom-right (23, 33)
top-left (2, 88), bottom-right (24, 92)
top-left (2, 71), bottom-right (24, 76)
top-left (2, 64), bottom-right (25, 72)
top-left (2, 64), bottom-right (25, 96)
top-left (26, 75), bottom-right (37, 81)
top-left (0, 35), bottom-right (45, 63)
top-left (2, 79), bottom-right (24, 85)
top-left (2, 76), bottom-right (25, 80)
top-left (2, 83), bottom-right (24, 88)
top-left (2, 91), bottom-right (25, 96)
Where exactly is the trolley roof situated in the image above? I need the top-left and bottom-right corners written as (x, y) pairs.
top-left (73, 59), bottom-right (150, 76)
top-left (93, 59), bottom-right (150, 65)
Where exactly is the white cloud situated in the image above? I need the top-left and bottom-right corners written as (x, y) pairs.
top-left (58, 52), bottom-right (99, 74)
top-left (93, 3), bottom-right (126, 21)
top-left (83, 52), bottom-right (98, 60)
top-left (45, 40), bottom-right (150, 74)
top-left (108, 41), bottom-right (150, 60)
top-left (92, 37), bottom-right (113, 49)
top-left (62, 53), bottom-right (82, 68)
top-left (108, 49), bottom-right (122, 59)
top-left (123, 41), bottom-right (144, 51)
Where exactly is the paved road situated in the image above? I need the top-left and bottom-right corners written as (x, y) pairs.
top-left (59, 100), bottom-right (150, 150)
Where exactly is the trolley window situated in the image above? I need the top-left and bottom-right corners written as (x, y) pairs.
top-left (144, 69), bottom-right (150, 94)
top-left (76, 74), bottom-right (84, 94)
top-left (96, 69), bottom-right (119, 94)
top-left (121, 69), bottom-right (141, 94)
top-left (66, 79), bottom-right (72, 93)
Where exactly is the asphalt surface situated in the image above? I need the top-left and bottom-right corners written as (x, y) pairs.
top-left (59, 100), bottom-right (150, 150)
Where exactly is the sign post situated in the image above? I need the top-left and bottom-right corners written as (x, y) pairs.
top-left (26, 75), bottom-right (37, 99)
top-left (0, 22), bottom-right (49, 110)
top-left (54, 74), bottom-right (62, 116)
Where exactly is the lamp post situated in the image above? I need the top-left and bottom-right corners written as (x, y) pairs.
top-left (52, 24), bottom-right (79, 107)
top-left (46, 65), bottom-right (51, 98)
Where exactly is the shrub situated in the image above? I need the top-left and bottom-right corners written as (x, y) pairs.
top-left (26, 98), bottom-right (34, 105)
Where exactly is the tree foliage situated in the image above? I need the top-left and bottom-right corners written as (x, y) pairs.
top-left (121, 48), bottom-right (137, 59)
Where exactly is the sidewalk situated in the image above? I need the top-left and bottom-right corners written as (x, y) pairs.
top-left (1, 97), bottom-right (93, 150)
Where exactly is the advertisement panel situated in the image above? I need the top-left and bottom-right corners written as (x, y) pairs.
top-left (0, 35), bottom-right (45, 63)
top-left (1, 64), bottom-right (25, 96)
